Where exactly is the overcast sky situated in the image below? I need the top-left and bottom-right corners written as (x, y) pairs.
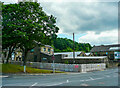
top-left (1, 0), bottom-right (119, 46)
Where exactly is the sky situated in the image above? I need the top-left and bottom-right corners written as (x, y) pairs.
top-left (1, 0), bottom-right (119, 46)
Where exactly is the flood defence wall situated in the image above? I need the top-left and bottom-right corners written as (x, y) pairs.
top-left (11, 61), bottom-right (106, 72)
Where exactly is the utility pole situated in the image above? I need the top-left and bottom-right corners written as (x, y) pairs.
top-left (73, 33), bottom-right (75, 64)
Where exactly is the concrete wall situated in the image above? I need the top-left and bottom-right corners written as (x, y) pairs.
top-left (11, 61), bottom-right (106, 72)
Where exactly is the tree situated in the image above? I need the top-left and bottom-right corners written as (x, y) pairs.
top-left (2, 2), bottom-right (59, 64)
top-left (53, 38), bottom-right (92, 52)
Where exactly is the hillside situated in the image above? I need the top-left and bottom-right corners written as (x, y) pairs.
top-left (53, 38), bottom-right (92, 52)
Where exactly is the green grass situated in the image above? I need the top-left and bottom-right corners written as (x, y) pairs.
top-left (0, 63), bottom-right (2, 73)
top-left (1, 64), bottom-right (65, 74)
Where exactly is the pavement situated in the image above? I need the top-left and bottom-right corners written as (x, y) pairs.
top-left (1, 67), bottom-right (119, 87)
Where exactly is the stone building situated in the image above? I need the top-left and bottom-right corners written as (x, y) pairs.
top-left (90, 44), bottom-right (120, 60)
top-left (13, 45), bottom-right (54, 62)
top-left (26, 45), bottom-right (54, 62)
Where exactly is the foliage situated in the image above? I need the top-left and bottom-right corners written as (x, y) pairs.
top-left (2, 2), bottom-right (59, 63)
top-left (65, 60), bottom-right (69, 64)
top-left (53, 38), bottom-right (92, 52)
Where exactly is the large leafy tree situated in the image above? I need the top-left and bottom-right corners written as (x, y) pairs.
top-left (2, 2), bottom-right (59, 64)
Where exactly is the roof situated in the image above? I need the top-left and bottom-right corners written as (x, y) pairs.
top-left (85, 53), bottom-right (90, 55)
top-left (54, 52), bottom-right (81, 57)
top-left (44, 45), bottom-right (53, 48)
top-left (91, 44), bottom-right (120, 52)
top-left (63, 56), bottom-right (107, 59)
top-left (109, 47), bottom-right (120, 51)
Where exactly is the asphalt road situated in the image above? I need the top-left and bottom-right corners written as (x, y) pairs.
top-left (2, 68), bottom-right (119, 87)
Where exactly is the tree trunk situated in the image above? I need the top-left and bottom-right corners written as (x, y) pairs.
top-left (23, 50), bottom-right (28, 66)
top-left (6, 47), bottom-right (12, 64)
top-left (23, 49), bottom-right (28, 73)
top-left (6, 45), bottom-right (16, 64)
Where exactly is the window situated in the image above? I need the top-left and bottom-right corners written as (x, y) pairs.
top-left (115, 54), bottom-right (117, 56)
top-left (31, 49), bottom-right (34, 52)
top-left (44, 48), bottom-right (46, 51)
top-left (48, 49), bottom-right (50, 52)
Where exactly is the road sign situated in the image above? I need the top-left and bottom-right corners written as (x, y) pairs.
top-left (52, 56), bottom-right (55, 60)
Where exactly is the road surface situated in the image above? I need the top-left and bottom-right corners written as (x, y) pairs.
top-left (2, 68), bottom-right (119, 87)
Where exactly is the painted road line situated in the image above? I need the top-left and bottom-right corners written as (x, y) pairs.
top-left (46, 82), bottom-right (64, 86)
top-left (89, 77), bottom-right (94, 80)
top-left (67, 79), bottom-right (69, 83)
top-left (80, 83), bottom-right (89, 86)
top-left (84, 77), bottom-right (104, 82)
top-left (31, 82), bottom-right (38, 87)
top-left (0, 76), bottom-right (8, 78)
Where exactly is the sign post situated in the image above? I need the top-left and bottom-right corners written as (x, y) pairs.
top-left (52, 54), bottom-right (55, 73)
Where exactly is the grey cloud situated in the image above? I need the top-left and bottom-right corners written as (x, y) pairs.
top-left (41, 2), bottom-right (118, 34)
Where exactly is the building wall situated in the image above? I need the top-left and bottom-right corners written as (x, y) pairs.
top-left (62, 58), bottom-right (108, 64)
top-left (14, 52), bottom-right (22, 61)
top-left (92, 51), bottom-right (114, 60)
top-left (27, 46), bottom-right (53, 62)
top-left (41, 46), bottom-right (54, 55)
top-left (27, 46), bottom-right (41, 62)
top-left (14, 45), bottom-right (54, 62)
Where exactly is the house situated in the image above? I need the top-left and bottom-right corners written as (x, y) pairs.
top-left (13, 45), bottom-right (54, 62)
top-left (77, 51), bottom-right (86, 56)
top-left (14, 48), bottom-right (22, 61)
top-left (90, 44), bottom-right (120, 60)
top-left (40, 45), bottom-right (54, 55)
top-left (27, 45), bottom-right (54, 62)
top-left (85, 53), bottom-right (94, 56)
top-left (77, 52), bottom-right (94, 57)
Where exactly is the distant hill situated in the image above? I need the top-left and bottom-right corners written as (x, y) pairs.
top-left (53, 37), bottom-right (92, 52)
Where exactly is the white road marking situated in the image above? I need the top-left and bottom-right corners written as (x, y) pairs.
top-left (94, 77), bottom-right (103, 80)
top-left (84, 77), bottom-right (104, 82)
top-left (46, 82), bottom-right (64, 86)
top-left (0, 76), bottom-right (8, 78)
top-left (67, 80), bottom-right (69, 83)
top-left (89, 77), bottom-right (94, 80)
top-left (31, 82), bottom-right (38, 86)
top-left (81, 83), bottom-right (89, 86)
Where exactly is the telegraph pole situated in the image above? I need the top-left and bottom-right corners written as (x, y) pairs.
top-left (73, 33), bottom-right (75, 64)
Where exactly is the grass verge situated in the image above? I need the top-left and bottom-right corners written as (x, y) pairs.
top-left (1, 64), bottom-right (65, 74)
